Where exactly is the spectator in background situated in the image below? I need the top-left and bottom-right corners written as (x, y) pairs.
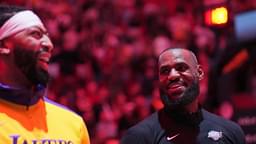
top-left (0, 5), bottom-right (90, 143)
top-left (121, 48), bottom-right (245, 144)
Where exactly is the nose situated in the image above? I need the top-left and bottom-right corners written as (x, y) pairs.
top-left (167, 69), bottom-right (180, 81)
top-left (40, 35), bottom-right (54, 53)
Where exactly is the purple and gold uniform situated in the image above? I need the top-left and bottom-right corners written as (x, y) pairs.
top-left (0, 87), bottom-right (90, 144)
top-left (0, 6), bottom-right (90, 144)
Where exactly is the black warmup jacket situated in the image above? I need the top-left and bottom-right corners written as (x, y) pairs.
top-left (121, 108), bottom-right (245, 144)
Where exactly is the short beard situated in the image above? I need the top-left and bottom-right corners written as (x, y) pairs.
top-left (13, 46), bottom-right (50, 87)
top-left (160, 80), bottom-right (200, 109)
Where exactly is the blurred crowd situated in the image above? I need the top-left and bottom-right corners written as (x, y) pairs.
top-left (2, 0), bottom-right (256, 143)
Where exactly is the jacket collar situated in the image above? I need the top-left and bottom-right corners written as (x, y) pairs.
top-left (0, 83), bottom-right (45, 106)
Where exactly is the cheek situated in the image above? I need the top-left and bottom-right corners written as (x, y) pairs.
top-left (22, 39), bottom-right (39, 51)
top-left (182, 73), bottom-right (196, 84)
top-left (159, 75), bottom-right (168, 85)
top-left (159, 74), bottom-right (165, 81)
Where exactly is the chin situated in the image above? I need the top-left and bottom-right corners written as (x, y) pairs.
top-left (37, 69), bottom-right (50, 86)
top-left (161, 81), bottom-right (200, 108)
top-left (28, 67), bottom-right (50, 87)
top-left (167, 92), bottom-right (184, 101)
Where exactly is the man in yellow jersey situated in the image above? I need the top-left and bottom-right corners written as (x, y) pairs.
top-left (0, 5), bottom-right (90, 144)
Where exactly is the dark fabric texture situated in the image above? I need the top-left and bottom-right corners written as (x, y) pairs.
top-left (121, 108), bottom-right (245, 144)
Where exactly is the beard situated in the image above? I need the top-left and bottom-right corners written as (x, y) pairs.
top-left (160, 80), bottom-right (200, 109)
top-left (13, 46), bottom-right (50, 87)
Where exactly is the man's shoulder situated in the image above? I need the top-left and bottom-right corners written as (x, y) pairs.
top-left (201, 109), bottom-right (244, 136)
top-left (43, 97), bottom-right (82, 120)
top-left (202, 109), bottom-right (239, 127)
top-left (121, 111), bottom-right (163, 143)
top-left (130, 111), bottom-right (160, 131)
top-left (201, 109), bottom-right (245, 143)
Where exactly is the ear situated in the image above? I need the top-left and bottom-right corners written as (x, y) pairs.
top-left (0, 41), bottom-right (11, 55)
top-left (0, 48), bottom-right (10, 54)
top-left (196, 65), bottom-right (204, 80)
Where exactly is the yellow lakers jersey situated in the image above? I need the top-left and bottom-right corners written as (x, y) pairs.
top-left (0, 98), bottom-right (90, 144)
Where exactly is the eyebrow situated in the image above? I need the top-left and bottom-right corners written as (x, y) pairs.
top-left (159, 65), bottom-right (169, 70)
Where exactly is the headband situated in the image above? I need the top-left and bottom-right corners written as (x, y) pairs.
top-left (0, 10), bottom-right (44, 40)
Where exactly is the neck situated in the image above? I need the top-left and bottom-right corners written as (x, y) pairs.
top-left (163, 99), bottom-right (202, 126)
top-left (0, 83), bottom-right (45, 106)
top-left (165, 99), bottom-right (199, 114)
top-left (184, 99), bottom-right (199, 114)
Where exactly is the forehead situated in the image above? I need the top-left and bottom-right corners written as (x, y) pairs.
top-left (24, 25), bottom-right (46, 32)
top-left (158, 49), bottom-right (197, 67)
top-left (13, 25), bottom-right (46, 37)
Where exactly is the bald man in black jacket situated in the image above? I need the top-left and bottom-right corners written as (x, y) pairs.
top-left (121, 48), bottom-right (245, 144)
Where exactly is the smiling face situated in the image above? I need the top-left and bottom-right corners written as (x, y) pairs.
top-left (6, 25), bottom-right (54, 87)
top-left (158, 48), bottom-right (203, 108)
